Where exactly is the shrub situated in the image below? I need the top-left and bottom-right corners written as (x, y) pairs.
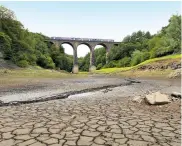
top-left (17, 60), bottom-right (29, 67)
top-left (103, 61), bottom-right (116, 68)
top-left (130, 50), bottom-right (143, 66)
top-left (142, 52), bottom-right (150, 61)
top-left (118, 57), bottom-right (131, 67)
top-left (28, 54), bottom-right (37, 65)
top-left (131, 56), bottom-right (141, 66)
top-left (96, 63), bottom-right (103, 70)
top-left (37, 55), bottom-right (55, 69)
top-left (150, 47), bottom-right (158, 58)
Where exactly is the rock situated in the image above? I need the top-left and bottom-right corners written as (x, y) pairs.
top-left (145, 92), bottom-right (171, 105)
top-left (168, 68), bottom-right (181, 78)
top-left (171, 92), bottom-right (181, 98)
top-left (0, 100), bottom-right (4, 105)
top-left (171, 97), bottom-right (179, 102)
top-left (132, 96), bottom-right (144, 103)
top-left (170, 62), bottom-right (181, 70)
top-left (102, 88), bottom-right (112, 93)
top-left (9, 101), bottom-right (19, 105)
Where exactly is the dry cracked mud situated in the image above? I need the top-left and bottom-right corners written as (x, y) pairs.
top-left (0, 77), bottom-right (181, 146)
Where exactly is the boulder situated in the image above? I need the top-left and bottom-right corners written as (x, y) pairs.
top-left (145, 92), bottom-right (171, 105)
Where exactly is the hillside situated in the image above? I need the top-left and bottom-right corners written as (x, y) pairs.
top-left (0, 6), bottom-right (73, 72)
top-left (79, 14), bottom-right (181, 71)
top-left (93, 54), bottom-right (181, 78)
top-left (0, 58), bottom-right (19, 69)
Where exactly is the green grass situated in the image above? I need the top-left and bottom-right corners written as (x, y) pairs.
top-left (0, 68), bottom-right (89, 87)
top-left (94, 54), bottom-right (181, 74)
top-left (119, 69), bottom-right (173, 79)
top-left (0, 54), bottom-right (181, 80)
top-left (78, 71), bottom-right (89, 74)
top-left (94, 67), bottom-right (132, 74)
top-left (136, 54), bottom-right (181, 67)
top-left (0, 68), bottom-right (88, 79)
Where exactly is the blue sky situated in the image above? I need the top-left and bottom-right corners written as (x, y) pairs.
top-left (0, 1), bottom-right (181, 57)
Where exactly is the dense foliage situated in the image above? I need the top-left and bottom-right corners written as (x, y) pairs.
top-left (0, 6), bottom-right (73, 71)
top-left (79, 15), bottom-right (181, 71)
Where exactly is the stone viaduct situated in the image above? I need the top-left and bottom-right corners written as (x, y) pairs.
top-left (49, 37), bottom-right (119, 73)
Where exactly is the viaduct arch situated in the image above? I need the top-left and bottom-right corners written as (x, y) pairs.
top-left (50, 37), bottom-right (119, 73)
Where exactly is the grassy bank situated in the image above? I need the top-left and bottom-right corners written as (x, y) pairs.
top-left (0, 67), bottom-right (89, 87)
top-left (0, 66), bottom-right (89, 78)
top-left (94, 54), bottom-right (181, 78)
top-left (0, 54), bottom-right (181, 84)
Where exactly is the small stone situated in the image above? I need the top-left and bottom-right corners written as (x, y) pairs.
top-left (171, 92), bottom-right (181, 98)
top-left (132, 96), bottom-right (144, 103)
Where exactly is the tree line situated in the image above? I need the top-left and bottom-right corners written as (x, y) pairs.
top-left (79, 14), bottom-right (181, 71)
top-left (0, 6), bottom-right (181, 72)
top-left (0, 6), bottom-right (73, 71)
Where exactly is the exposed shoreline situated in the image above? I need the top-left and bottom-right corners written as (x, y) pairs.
top-left (0, 77), bottom-right (139, 106)
top-left (0, 75), bottom-right (180, 106)
top-left (0, 75), bottom-right (181, 146)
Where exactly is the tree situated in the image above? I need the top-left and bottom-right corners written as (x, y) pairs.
top-left (37, 55), bottom-right (55, 69)
top-left (1, 5), bottom-right (181, 71)
top-left (0, 5), bottom-right (16, 19)
top-left (165, 15), bottom-right (181, 53)
top-left (122, 35), bottom-right (130, 43)
top-left (130, 50), bottom-right (140, 66)
top-left (0, 32), bottom-right (12, 59)
top-left (0, 5), bottom-right (16, 32)
top-left (145, 31), bottom-right (152, 39)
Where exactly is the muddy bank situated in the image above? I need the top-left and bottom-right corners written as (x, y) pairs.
top-left (0, 75), bottom-right (181, 107)
top-left (0, 78), bottom-right (140, 106)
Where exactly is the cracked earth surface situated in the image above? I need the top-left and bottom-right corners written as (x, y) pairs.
top-left (0, 79), bottom-right (181, 146)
